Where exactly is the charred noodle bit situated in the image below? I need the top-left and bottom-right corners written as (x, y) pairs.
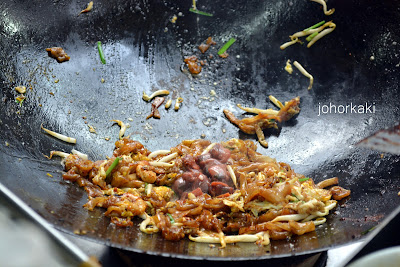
top-left (146, 97), bottom-right (165, 120)
top-left (284, 60), bottom-right (293, 74)
top-left (310, 0), bottom-right (335, 15)
top-left (226, 165), bottom-right (238, 188)
top-left (174, 97), bottom-right (183, 111)
top-left (111, 120), bottom-right (126, 140)
top-left (41, 124), bottom-right (77, 144)
top-left (58, 137), bottom-right (350, 247)
top-left (142, 90), bottom-right (170, 102)
top-left (293, 61), bottom-right (314, 90)
top-left (15, 86), bottom-right (26, 94)
top-left (78, 1), bottom-right (93, 16)
top-left (224, 97), bottom-right (300, 147)
top-left (165, 99), bottom-right (172, 109)
top-left (45, 47), bottom-right (70, 63)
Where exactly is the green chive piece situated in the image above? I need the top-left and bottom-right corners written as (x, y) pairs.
top-left (105, 157), bottom-right (120, 177)
top-left (189, 8), bottom-right (213, 16)
top-left (306, 32), bottom-right (319, 42)
top-left (16, 98), bottom-right (25, 106)
top-left (299, 177), bottom-right (310, 182)
top-left (361, 226), bottom-right (376, 235)
top-left (218, 37), bottom-right (236, 55)
top-left (97, 41), bottom-right (106, 64)
top-left (167, 213), bottom-right (175, 224)
top-left (304, 20), bottom-right (325, 31)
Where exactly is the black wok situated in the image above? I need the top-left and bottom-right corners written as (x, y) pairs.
top-left (1, 0), bottom-right (400, 261)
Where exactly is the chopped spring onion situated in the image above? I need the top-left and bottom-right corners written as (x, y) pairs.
top-left (303, 20), bottom-right (326, 32)
top-left (218, 38), bottom-right (236, 55)
top-left (15, 97), bottom-right (25, 106)
top-left (361, 226), bottom-right (376, 235)
top-left (166, 213), bottom-right (175, 224)
top-left (299, 177), bottom-right (310, 182)
top-left (105, 157), bottom-right (120, 177)
top-left (97, 41), bottom-right (106, 64)
top-left (41, 124), bottom-right (77, 144)
top-left (306, 31), bottom-right (319, 42)
top-left (149, 161), bottom-right (175, 167)
top-left (189, 8), bottom-right (213, 16)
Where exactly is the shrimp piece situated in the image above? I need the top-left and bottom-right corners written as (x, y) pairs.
top-left (136, 161), bottom-right (157, 183)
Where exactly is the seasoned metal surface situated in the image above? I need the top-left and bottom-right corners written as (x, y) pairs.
top-left (1, 0), bottom-right (400, 260)
top-left (356, 123), bottom-right (400, 155)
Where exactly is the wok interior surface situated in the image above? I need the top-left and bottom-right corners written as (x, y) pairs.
top-left (1, 0), bottom-right (400, 260)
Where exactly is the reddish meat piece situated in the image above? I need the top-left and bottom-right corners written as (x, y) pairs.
top-left (209, 144), bottom-right (231, 163)
top-left (146, 97), bottom-right (165, 119)
top-left (210, 181), bottom-right (233, 197)
top-left (182, 154), bottom-right (201, 170)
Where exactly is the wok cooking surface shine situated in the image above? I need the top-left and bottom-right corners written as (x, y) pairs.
top-left (1, 0), bottom-right (400, 260)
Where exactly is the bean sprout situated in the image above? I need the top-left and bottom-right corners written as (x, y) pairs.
top-left (174, 97), bottom-right (183, 111)
top-left (111, 120), bottom-right (126, 140)
top-left (271, 214), bottom-right (308, 222)
top-left (269, 95), bottom-right (284, 109)
top-left (280, 37), bottom-right (301, 50)
top-left (41, 124), bottom-right (77, 144)
top-left (227, 165), bottom-right (238, 188)
top-left (149, 161), bottom-right (175, 167)
top-left (71, 149), bottom-right (88, 160)
top-left (201, 143), bottom-right (216, 154)
top-left (142, 90), bottom-right (170, 102)
top-left (236, 104), bottom-right (279, 115)
top-left (284, 60), bottom-right (293, 74)
top-left (310, 0), bottom-right (335, 15)
top-left (44, 150), bottom-right (69, 159)
top-left (293, 61), bottom-right (314, 90)
top-left (148, 150), bottom-right (171, 159)
top-left (158, 152), bottom-right (178, 163)
top-left (307, 22), bottom-right (336, 48)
